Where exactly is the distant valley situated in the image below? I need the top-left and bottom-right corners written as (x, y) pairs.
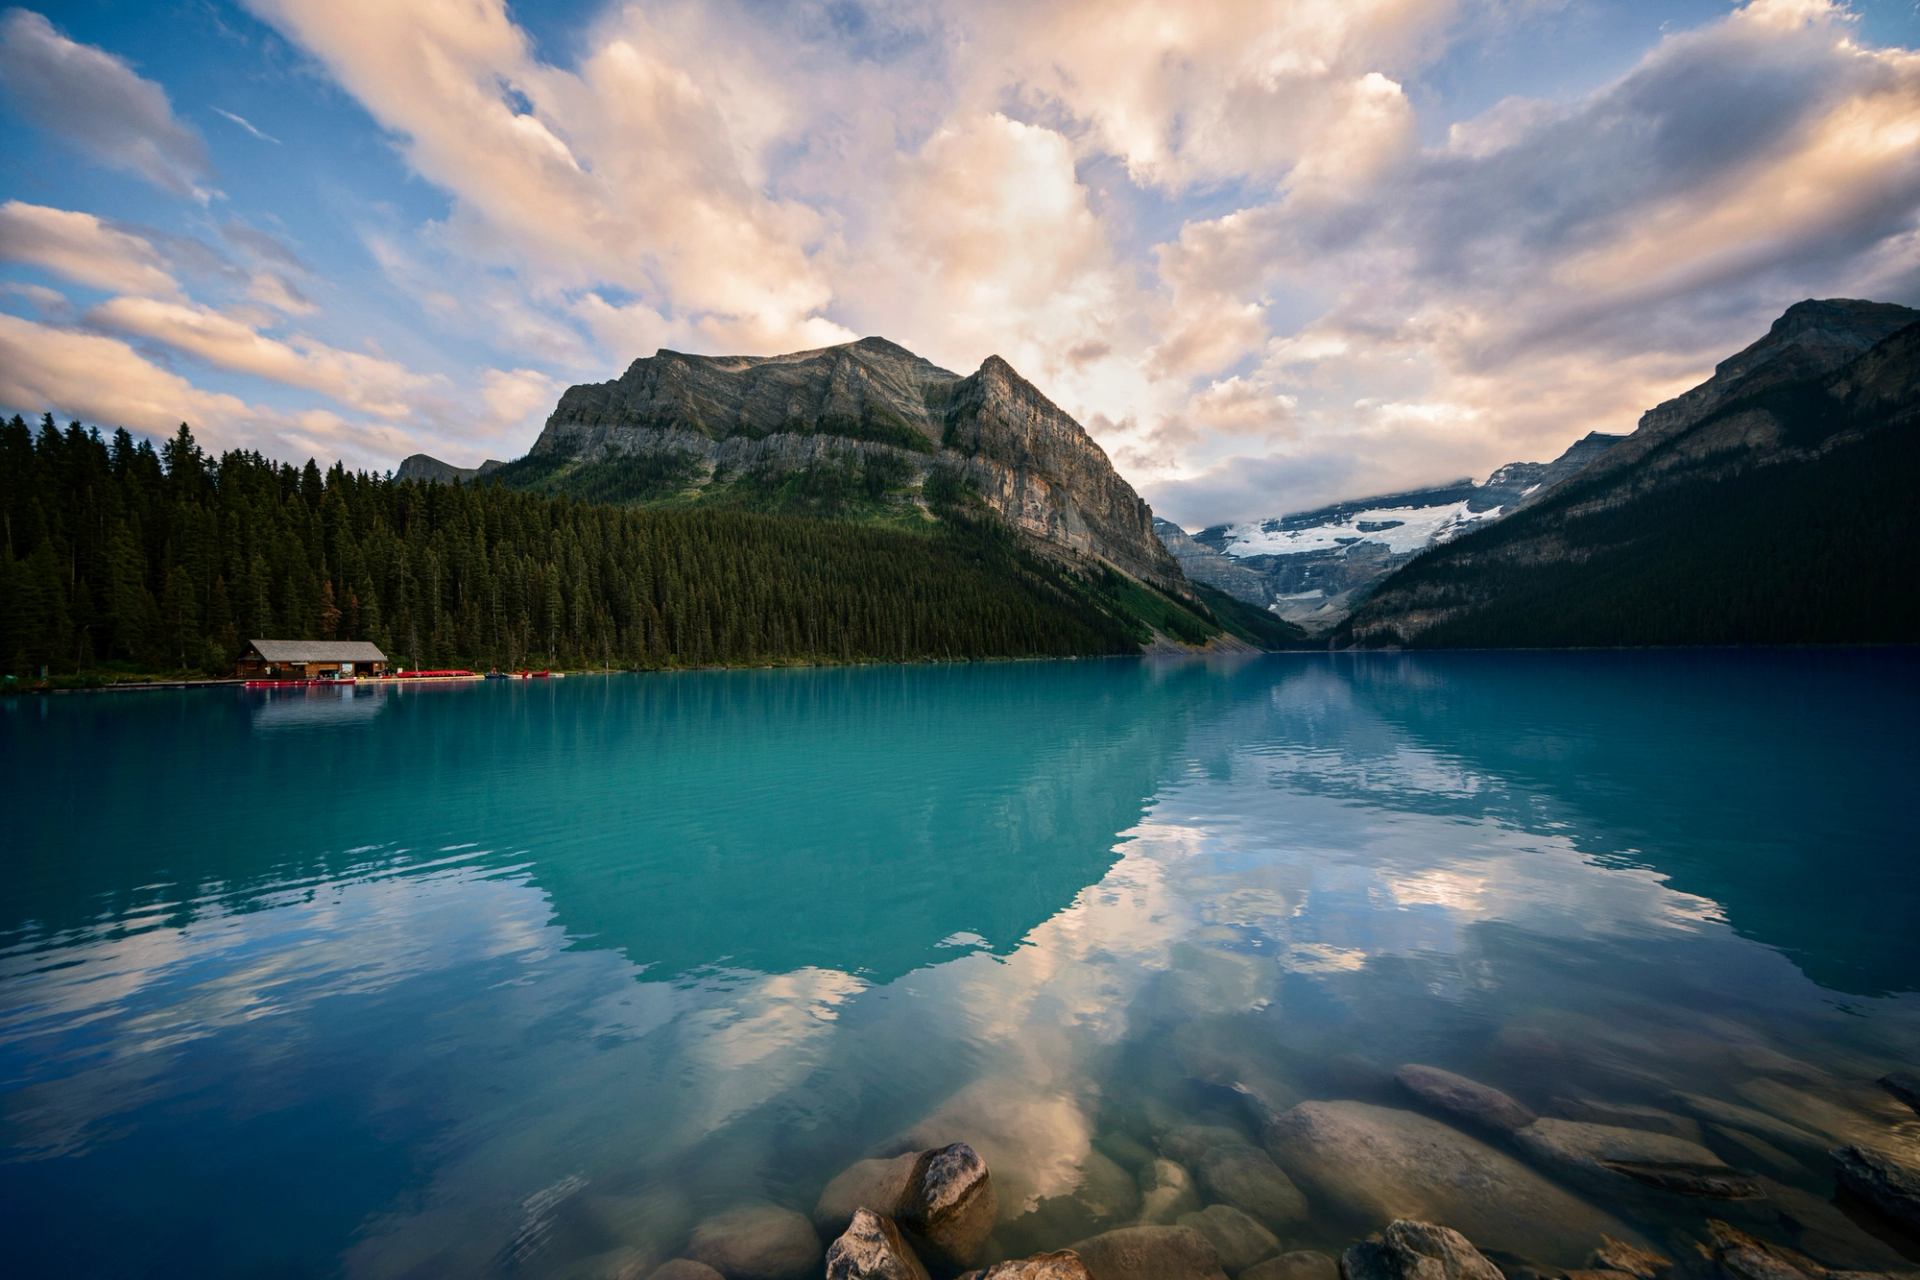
top-left (1155, 432), bottom-right (1621, 626)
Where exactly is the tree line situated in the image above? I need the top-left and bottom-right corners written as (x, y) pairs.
top-left (0, 414), bottom-right (1144, 680)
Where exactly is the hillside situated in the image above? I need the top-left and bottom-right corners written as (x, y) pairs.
top-left (0, 414), bottom-right (1300, 683)
top-left (1341, 300), bottom-right (1920, 648)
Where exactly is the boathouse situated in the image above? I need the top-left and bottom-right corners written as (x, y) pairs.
top-left (236, 639), bottom-right (389, 680)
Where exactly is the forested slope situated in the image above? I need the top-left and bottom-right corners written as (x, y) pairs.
top-left (0, 415), bottom-right (1206, 679)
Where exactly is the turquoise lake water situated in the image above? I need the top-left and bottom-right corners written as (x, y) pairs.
top-left (3, 653), bottom-right (1918, 1278)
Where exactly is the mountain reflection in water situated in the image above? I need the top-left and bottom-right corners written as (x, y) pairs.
top-left (1, 653), bottom-right (1915, 1279)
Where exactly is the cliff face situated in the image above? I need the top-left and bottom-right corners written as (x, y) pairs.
top-left (526, 337), bottom-right (1186, 592)
top-left (1341, 300), bottom-right (1920, 648)
top-left (941, 356), bottom-right (1176, 588)
top-left (533, 337), bottom-right (951, 457)
top-left (1152, 518), bottom-right (1274, 604)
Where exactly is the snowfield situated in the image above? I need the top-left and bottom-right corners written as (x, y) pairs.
top-left (1220, 500), bottom-right (1502, 558)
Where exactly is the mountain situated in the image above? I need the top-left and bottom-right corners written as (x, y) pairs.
top-left (435, 336), bottom-right (1188, 594)
top-left (388, 338), bottom-right (1307, 654)
top-left (396, 454), bottom-right (504, 483)
top-left (1169, 432), bottom-right (1623, 626)
top-left (1341, 298), bottom-right (1920, 648)
top-left (1152, 517), bottom-right (1274, 603)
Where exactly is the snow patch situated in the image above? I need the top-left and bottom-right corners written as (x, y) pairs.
top-left (1220, 500), bottom-right (1502, 559)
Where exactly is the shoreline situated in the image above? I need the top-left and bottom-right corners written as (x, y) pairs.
top-left (10, 640), bottom-right (1917, 696)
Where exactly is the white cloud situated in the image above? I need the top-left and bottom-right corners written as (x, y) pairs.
top-left (0, 311), bottom-right (250, 436)
top-left (241, 0), bottom-right (840, 350)
top-left (213, 107), bottom-right (280, 144)
top-left (86, 296), bottom-right (437, 420)
top-left (0, 9), bottom-right (213, 198)
top-left (478, 368), bottom-right (557, 440)
top-left (0, 201), bottom-right (181, 298)
top-left (8, 0), bottom-right (1916, 504)
top-left (957, 0), bottom-right (1441, 191)
top-left (1131, 0), bottom-right (1920, 519)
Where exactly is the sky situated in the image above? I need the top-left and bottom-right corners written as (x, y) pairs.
top-left (2, 0), bottom-right (1918, 527)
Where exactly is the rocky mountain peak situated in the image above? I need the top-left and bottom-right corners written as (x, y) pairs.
top-left (523, 336), bottom-right (1186, 592)
top-left (1587, 298), bottom-right (1919, 482)
top-left (1715, 297), bottom-right (1919, 384)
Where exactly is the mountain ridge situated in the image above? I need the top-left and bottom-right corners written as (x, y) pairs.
top-left (427, 336), bottom-right (1187, 594)
top-left (1340, 299), bottom-right (1920, 647)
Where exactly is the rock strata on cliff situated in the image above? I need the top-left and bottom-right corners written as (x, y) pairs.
top-left (520, 337), bottom-right (1184, 592)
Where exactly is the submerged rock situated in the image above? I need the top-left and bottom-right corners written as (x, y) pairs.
top-left (1671, 1093), bottom-right (1830, 1158)
top-left (996, 1150), bottom-right (1145, 1260)
top-left (1551, 1097), bottom-right (1704, 1144)
top-left (647, 1263), bottom-right (726, 1280)
top-left (580, 1187), bottom-right (697, 1258)
top-left (815, 1154), bottom-right (921, 1237)
top-left (900, 1142), bottom-right (996, 1269)
top-left (1339, 1220), bottom-right (1503, 1280)
top-left (1073, 1149), bottom-right (1142, 1222)
top-left (1706, 1126), bottom-right (1805, 1178)
top-left (1265, 1101), bottom-right (1630, 1264)
top-left (1197, 1145), bottom-right (1309, 1227)
top-left (1878, 1073), bottom-right (1920, 1118)
top-left (1513, 1118), bottom-right (1763, 1199)
top-left (1070, 1225), bottom-right (1229, 1280)
top-left (957, 1252), bottom-right (1093, 1280)
top-left (1138, 1158), bottom-right (1203, 1224)
top-left (1733, 1080), bottom-right (1894, 1148)
top-left (1590, 1236), bottom-right (1671, 1280)
top-left (558, 1247), bottom-right (653, 1280)
top-left (1160, 1124), bottom-right (1259, 1166)
top-left (1831, 1144), bottom-right (1920, 1234)
top-left (1396, 1066), bottom-right (1535, 1133)
top-left (1177, 1204), bottom-right (1280, 1272)
top-left (1098, 1133), bottom-right (1156, 1174)
top-left (685, 1205), bottom-right (821, 1280)
top-left (826, 1209), bottom-right (931, 1280)
top-left (1695, 1219), bottom-right (1838, 1280)
top-left (1243, 1251), bottom-right (1340, 1280)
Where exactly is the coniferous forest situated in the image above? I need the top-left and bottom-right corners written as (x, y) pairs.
top-left (0, 414), bottom-right (1180, 681)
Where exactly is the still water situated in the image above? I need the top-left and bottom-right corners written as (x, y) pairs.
top-left (2, 654), bottom-right (1917, 1278)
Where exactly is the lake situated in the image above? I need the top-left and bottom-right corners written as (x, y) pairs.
top-left (3, 653), bottom-right (1918, 1278)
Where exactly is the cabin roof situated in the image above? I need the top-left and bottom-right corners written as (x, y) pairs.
top-left (246, 639), bottom-right (388, 663)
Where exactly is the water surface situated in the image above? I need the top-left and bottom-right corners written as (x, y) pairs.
top-left (3, 653), bottom-right (1918, 1277)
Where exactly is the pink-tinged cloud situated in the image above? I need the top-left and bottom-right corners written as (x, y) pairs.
top-left (0, 201), bottom-right (181, 298)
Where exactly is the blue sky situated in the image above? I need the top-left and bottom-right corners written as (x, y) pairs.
top-left (3, 0), bottom-right (1918, 523)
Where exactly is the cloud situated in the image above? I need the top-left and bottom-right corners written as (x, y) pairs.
top-left (1189, 376), bottom-right (1298, 434)
top-left (0, 310), bottom-right (263, 447)
top-left (1130, 0), bottom-right (1920, 518)
top-left (241, 0), bottom-right (839, 349)
top-left (220, 222), bottom-right (309, 274)
top-left (245, 271), bottom-right (316, 316)
top-left (213, 107), bottom-right (280, 144)
top-left (86, 296), bottom-right (437, 419)
top-left (478, 368), bottom-right (557, 440)
top-left (0, 8), bottom-right (213, 198)
top-left (0, 201), bottom-right (181, 298)
top-left (960, 0), bottom-right (1440, 191)
top-left (10, 0), bottom-right (1915, 503)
